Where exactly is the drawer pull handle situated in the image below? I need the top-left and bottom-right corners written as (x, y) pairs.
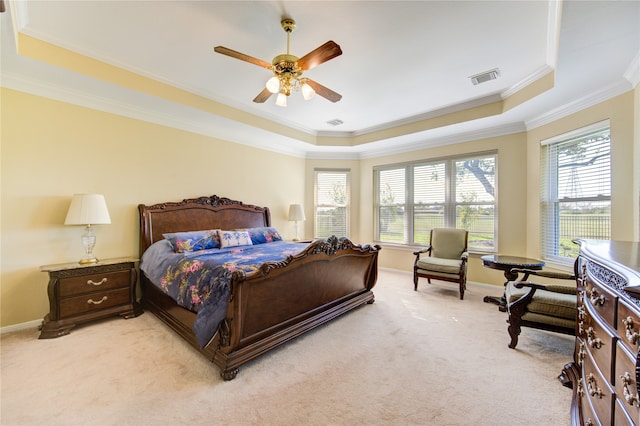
top-left (589, 288), bottom-right (605, 306)
top-left (587, 373), bottom-right (603, 399)
top-left (87, 296), bottom-right (108, 305)
top-left (577, 341), bottom-right (586, 366)
top-left (577, 378), bottom-right (584, 398)
top-left (623, 316), bottom-right (640, 345)
top-left (621, 372), bottom-right (640, 406)
top-left (87, 278), bottom-right (107, 286)
top-left (586, 327), bottom-right (603, 349)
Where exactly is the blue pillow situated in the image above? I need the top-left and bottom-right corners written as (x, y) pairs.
top-left (244, 227), bottom-right (283, 245)
top-left (163, 229), bottom-right (220, 253)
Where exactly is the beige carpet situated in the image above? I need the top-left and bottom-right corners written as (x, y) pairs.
top-left (1, 269), bottom-right (574, 425)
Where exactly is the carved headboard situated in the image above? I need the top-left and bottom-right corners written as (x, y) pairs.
top-left (138, 195), bottom-right (271, 257)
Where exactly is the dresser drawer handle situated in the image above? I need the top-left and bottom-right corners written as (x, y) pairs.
top-left (621, 372), bottom-right (640, 406)
top-left (577, 378), bottom-right (584, 398)
top-left (587, 373), bottom-right (603, 399)
top-left (87, 296), bottom-right (108, 305)
top-left (589, 288), bottom-right (605, 306)
top-left (577, 341), bottom-right (586, 366)
top-left (586, 327), bottom-right (603, 349)
top-left (87, 278), bottom-right (108, 286)
top-left (623, 316), bottom-right (640, 345)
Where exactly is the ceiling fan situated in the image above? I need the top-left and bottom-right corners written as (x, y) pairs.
top-left (214, 18), bottom-right (342, 107)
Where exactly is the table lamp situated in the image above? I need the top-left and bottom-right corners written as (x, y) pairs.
top-left (64, 193), bottom-right (111, 264)
top-left (288, 204), bottom-right (306, 241)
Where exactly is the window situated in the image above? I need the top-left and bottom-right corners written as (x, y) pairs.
top-left (315, 169), bottom-right (350, 238)
top-left (375, 152), bottom-right (496, 251)
top-left (540, 122), bottom-right (611, 263)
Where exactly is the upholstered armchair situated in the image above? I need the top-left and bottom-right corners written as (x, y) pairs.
top-left (505, 268), bottom-right (577, 349)
top-left (413, 228), bottom-right (469, 300)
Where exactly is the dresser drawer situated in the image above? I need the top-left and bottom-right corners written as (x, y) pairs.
top-left (59, 287), bottom-right (131, 318)
top-left (59, 270), bottom-right (131, 297)
top-left (615, 341), bottom-right (640, 423)
top-left (584, 299), bottom-right (617, 382)
top-left (583, 350), bottom-right (615, 424)
top-left (585, 274), bottom-right (618, 329)
top-left (618, 299), bottom-right (640, 355)
top-left (615, 399), bottom-right (636, 426)
top-left (580, 383), bottom-right (599, 426)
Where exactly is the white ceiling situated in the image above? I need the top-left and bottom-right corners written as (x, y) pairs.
top-left (1, 0), bottom-right (639, 158)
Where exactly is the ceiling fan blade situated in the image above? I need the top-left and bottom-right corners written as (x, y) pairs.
top-left (253, 88), bottom-right (273, 103)
top-left (297, 41), bottom-right (342, 71)
top-left (305, 79), bottom-right (342, 103)
top-left (214, 46), bottom-right (273, 69)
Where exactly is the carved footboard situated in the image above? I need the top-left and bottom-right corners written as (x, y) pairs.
top-left (212, 236), bottom-right (380, 380)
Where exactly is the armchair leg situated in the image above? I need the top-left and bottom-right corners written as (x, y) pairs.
top-left (459, 281), bottom-right (465, 300)
top-left (413, 271), bottom-right (418, 291)
top-left (507, 320), bottom-right (521, 349)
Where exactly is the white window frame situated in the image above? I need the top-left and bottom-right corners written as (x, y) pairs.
top-left (314, 169), bottom-right (350, 238)
top-left (540, 120), bottom-right (611, 265)
top-left (374, 151), bottom-right (497, 252)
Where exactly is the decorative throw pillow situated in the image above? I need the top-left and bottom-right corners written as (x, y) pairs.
top-left (218, 230), bottom-right (253, 248)
top-left (163, 229), bottom-right (220, 253)
top-left (243, 227), bottom-right (283, 245)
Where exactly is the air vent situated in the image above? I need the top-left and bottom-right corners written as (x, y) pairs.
top-left (469, 68), bottom-right (500, 85)
top-left (326, 119), bottom-right (344, 126)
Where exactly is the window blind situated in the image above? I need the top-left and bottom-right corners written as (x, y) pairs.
top-left (540, 125), bottom-right (611, 262)
top-left (315, 169), bottom-right (350, 238)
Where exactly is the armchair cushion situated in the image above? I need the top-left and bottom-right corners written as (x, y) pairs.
top-left (416, 257), bottom-right (462, 275)
top-left (506, 282), bottom-right (576, 320)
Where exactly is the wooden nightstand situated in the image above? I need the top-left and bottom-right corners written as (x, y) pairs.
top-left (39, 257), bottom-right (142, 338)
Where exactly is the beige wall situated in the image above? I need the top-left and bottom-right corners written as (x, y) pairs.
top-left (1, 88), bottom-right (305, 327)
top-left (1, 86), bottom-right (638, 328)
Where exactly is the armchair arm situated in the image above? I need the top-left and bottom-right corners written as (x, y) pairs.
top-left (412, 245), bottom-right (432, 256)
top-left (510, 268), bottom-right (575, 282)
top-left (513, 281), bottom-right (576, 295)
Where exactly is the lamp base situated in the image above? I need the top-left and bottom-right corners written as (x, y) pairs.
top-left (78, 257), bottom-right (98, 265)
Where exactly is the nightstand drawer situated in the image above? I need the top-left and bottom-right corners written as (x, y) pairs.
top-left (59, 270), bottom-right (131, 297)
top-left (59, 287), bottom-right (131, 318)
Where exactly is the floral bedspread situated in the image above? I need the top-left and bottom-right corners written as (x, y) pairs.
top-left (140, 240), bottom-right (308, 347)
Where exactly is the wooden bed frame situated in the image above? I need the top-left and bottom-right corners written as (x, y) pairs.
top-left (138, 195), bottom-right (381, 380)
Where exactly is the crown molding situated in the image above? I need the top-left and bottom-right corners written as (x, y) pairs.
top-left (525, 79), bottom-right (633, 130)
top-left (0, 70), bottom-right (309, 158)
top-left (623, 49), bottom-right (640, 88)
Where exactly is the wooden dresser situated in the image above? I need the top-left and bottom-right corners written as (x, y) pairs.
top-left (562, 240), bottom-right (640, 425)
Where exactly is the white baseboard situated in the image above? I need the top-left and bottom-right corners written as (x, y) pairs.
top-left (1, 319), bottom-right (41, 335)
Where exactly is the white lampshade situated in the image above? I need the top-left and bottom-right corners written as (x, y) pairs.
top-left (265, 76), bottom-right (280, 94)
top-left (288, 204), bottom-right (306, 222)
top-left (64, 194), bottom-right (111, 225)
top-left (301, 82), bottom-right (315, 100)
top-left (275, 92), bottom-right (287, 107)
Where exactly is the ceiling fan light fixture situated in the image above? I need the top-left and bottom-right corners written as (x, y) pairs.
top-left (301, 82), bottom-right (315, 100)
top-left (266, 76), bottom-right (280, 93)
top-left (275, 92), bottom-right (288, 107)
